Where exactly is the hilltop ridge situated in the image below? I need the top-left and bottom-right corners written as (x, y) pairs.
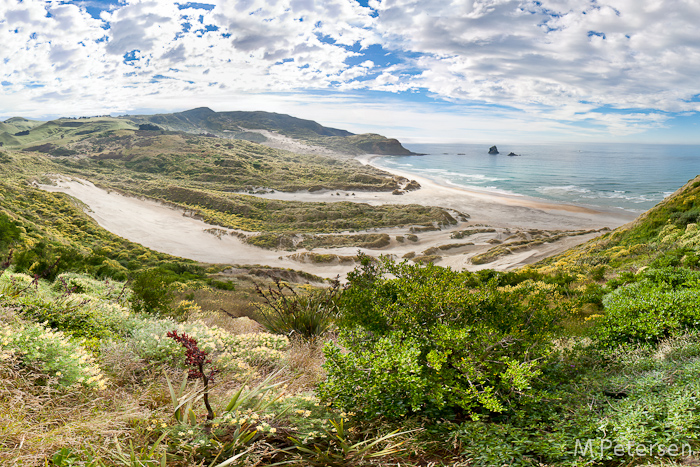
top-left (122, 107), bottom-right (416, 156)
top-left (0, 108), bottom-right (416, 156)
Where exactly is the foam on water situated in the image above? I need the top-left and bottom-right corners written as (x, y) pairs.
top-left (375, 143), bottom-right (700, 213)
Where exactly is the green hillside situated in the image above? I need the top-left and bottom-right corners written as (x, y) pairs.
top-left (0, 116), bottom-right (43, 134)
top-left (124, 107), bottom-right (417, 155)
top-left (127, 107), bottom-right (353, 139)
top-left (0, 109), bottom-right (417, 155)
top-left (0, 117), bottom-right (137, 149)
top-left (0, 117), bottom-right (44, 147)
top-left (5, 112), bottom-right (700, 465)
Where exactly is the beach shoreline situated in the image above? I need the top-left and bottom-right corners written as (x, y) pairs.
top-left (38, 152), bottom-right (636, 279)
top-left (356, 153), bottom-right (630, 218)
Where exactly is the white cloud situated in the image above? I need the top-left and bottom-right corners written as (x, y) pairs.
top-left (370, 0), bottom-right (700, 117)
top-left (1, 0), bottom-right (700, 140)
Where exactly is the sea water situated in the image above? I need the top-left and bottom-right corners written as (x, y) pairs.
top-left (374, 143), bottom-right (700, 213)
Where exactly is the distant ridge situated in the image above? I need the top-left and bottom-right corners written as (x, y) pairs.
top-left (130, 107), bottom-right (353, 139)
top-left (0, 108), bottom-right (417, 156)
top-left (124, 108), bottom-right (416, 156)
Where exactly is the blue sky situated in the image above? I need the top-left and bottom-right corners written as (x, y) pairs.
top-left (2, 0), bottom-right (700, 143)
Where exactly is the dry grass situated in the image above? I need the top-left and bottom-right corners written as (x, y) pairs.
top-left (191, 311), bottom-right (265, 335)
top-left (0, 358), bottom-right (159, 466)
top-left (0, 285), bottom-right (332, 466)
top-left (280, 338), bottom-right (328, 394)
top-left (172, 285), bottom-right (263, 320)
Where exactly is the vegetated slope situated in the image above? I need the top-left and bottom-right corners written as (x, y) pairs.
top-left (0, 176), bottom-right (199, 283)
top-left (2, 131), bottom-right (448, 235)
top-left (123, 107), bottom-right (417, 155)
top-left (0, 117), bottom-right (45, 146)
top-left (537, 173), bottom-right (700, 273)
top-left (0, 145), bottom-right (200, 282)
top-left (0, 117), bottom-right (137, 149)
top-left (126, 107), bottom-right (352, 138)
top-left (0, 116), bottom-right (44, 134)
top-left (59, 130), bottom-right (401, 192)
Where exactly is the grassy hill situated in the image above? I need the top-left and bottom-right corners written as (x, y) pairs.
top-left (6, 111), bottom-right (700, 466)
top-left (124, 107), bottom-right (417, 155)
top-left (126, 107), bottom-right (352, 139)
top-left (1, 108), bottom-right (417, 156)
top-left (0, 117), bottom-right (45, 146)
top-left (0, 117), bottom-right (137, 150)
top-left (0, 116), bottom-right (44, 133)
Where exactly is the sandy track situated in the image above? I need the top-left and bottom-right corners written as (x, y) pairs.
top-left (40, 161), bottom-right (635, 279)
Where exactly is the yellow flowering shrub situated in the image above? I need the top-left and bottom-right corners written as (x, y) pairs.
top-left (127, 316), bottom-right (288, 370)
top-left (0, 321), bottom-right (107, 389)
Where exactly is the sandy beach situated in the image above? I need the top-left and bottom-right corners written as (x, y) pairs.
top-left (39, 151), bottom-right (636, 279)
top-left (258, 154), bottom-right (633, 231)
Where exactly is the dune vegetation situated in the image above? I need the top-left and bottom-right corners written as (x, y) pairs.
top-left (3, 117), bottom-right (700, 466)
top-left (0, 122), bottom-right (449, 240)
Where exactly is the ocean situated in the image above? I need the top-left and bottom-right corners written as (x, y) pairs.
top-left (373, 143), bottom-right (700, 214)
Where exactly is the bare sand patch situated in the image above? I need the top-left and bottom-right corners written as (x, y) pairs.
top-left (40, 161), bottom-right (635, 279)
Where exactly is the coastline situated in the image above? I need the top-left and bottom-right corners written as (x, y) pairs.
top-left (357, 153), bottom-right (632, 219)
top-left (255, 154), bottom-right (635, 231)
top-left (38, 153), bottom-right (637, 279)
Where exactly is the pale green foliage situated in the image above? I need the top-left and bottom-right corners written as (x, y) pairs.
top-left (0, 321), bottom-right (107, 389)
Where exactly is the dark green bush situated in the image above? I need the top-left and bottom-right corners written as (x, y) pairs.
top-left (129, 267), bottom-right (175, 314)
top-left (0, 212), bottom-right (21, 251)
top-left (20, 298), bottom-right (113, 344)
top-left (318, 257), bottom-right (568, 420)
top-left (13, 242), bottom-right (76, 281)
top-left (670, 206), bottom-right (700, 226)
top-left (596, 279), bottom-right (700, 346)
top-left (254, 279), bottom-right (339, 339)
top-left (210, 279), bottom-right (236, 291)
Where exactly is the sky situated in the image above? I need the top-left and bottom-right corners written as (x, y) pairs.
top-left (2, 0), bottom-right (700, 143)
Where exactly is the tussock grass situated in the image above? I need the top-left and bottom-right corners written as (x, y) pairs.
top-left (0, 357), bottom-right (156, 466)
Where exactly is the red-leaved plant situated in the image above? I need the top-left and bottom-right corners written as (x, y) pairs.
top-left (167, 330), bottom-right (218, 421)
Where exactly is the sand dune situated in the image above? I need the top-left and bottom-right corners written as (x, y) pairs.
top-left (40, 159), bottom-right (635, 279)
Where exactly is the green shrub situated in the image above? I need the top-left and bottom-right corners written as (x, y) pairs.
top-left (125, 315), bottom-right (288, 370)
top-left (218, 332), bottom-right (289, 368)
top-left (0, 212), bottom-right (21, 251)
top-left (246, 233), bottom-right (295, 250)
top-left (0, 321), bottom-right (107, 389)
top-left (129, 267), bottom-right (175, 314)
top-left (596, 280), bottom-right (700, 345)
top-left (19, 296), bottom-right (114, 345)
top-left (319, 258), bottom-right (568, 419)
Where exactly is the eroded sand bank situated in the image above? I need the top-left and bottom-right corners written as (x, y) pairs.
top-left (40, 162), bottom-right (635, 279)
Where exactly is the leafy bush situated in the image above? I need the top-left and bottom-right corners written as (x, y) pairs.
top-left (126, 315), bottom-right (288, 370)
top-left (319, 258), bottom-right (568, 419)
top-left (19, 296), bottom-right (114, 344)
top-left (596, 280), bottom-right (700, 346)
top-left (0, 321), bottom-right (107, 389)
top-left (0, 212), bottom-right (21, 251)
top-left (129, 267), bottom-right (175, 314)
